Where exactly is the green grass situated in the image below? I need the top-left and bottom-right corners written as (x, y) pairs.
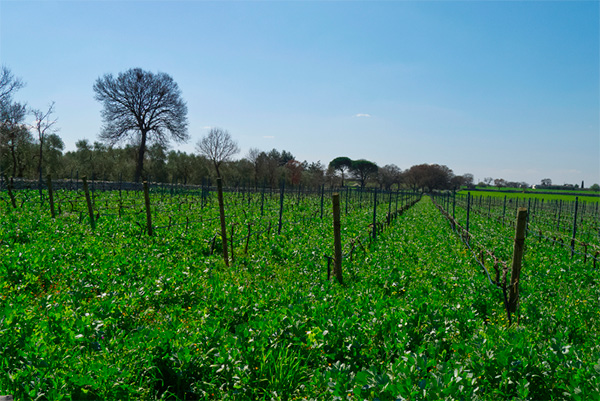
top-left (462, 189), bottom-right (600, 203)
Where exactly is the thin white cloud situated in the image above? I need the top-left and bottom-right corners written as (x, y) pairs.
top-left (355, 113), bottom-right (371, 118)
top-left (263, 135), bottom-right (275, 139)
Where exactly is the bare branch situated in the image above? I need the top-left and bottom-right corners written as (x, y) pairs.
top-left (196, 128), bottom-right (240, 177)
top-left (93, 68), bottom-right (189, 181)
top-left (0, 66), bottom-right (25, 108)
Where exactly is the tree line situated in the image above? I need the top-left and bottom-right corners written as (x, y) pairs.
top-left (1, 66), bottom-right (476, 191)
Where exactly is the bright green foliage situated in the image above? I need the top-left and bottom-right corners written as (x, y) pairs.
top-left (1, 190), bottom-right (599, 400)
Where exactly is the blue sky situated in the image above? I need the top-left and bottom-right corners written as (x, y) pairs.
top-left (1, 0), bottom-right (598, 186)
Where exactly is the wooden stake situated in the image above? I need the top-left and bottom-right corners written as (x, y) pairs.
top-left (217, 177), bottom-right (229, 266)
top-left (47, 174), bottom-right (55, 218)
top-left (6, 176), bottom-right (16, 209)
top-left (245, 223), bottom-right (251, 254)
top-left (372, 190), bottom-right (377, 240)
top-left (278, 182), bottom-right (285, 235)
top-left (82, 176), bottom-right (95, 230)
top-left (466, 192), bottom-right (471, 245)
top-left (320, 184), bottom-right (325, 219)
top-left (230, 223), bottom-right (235, 264)
top-left (332, 193), bottom-right (343, 284)
top-left (143, 181), bottom-right (153, 236)
top-left (508, 207), bottom-right (528, 314)
top-left (570, 197), bottom-right (579, 257)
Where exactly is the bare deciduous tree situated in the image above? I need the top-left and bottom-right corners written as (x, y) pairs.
top-left (377, 164), bottom-right (402, 190)
top-left (246, 147), bottom-right (261, 187)
top-left (0, 66), bottom-right (25, 108)
top-left (31, 102), bottom-right (58, 184)
top-left (196, 128), bottom-right (239, 177)
top-left (93, 68), bottom-right (188, 182)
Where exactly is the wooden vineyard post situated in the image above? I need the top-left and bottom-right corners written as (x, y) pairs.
top-left (245, 223), bottom-right (251, 254)
top-left (452, 191), bottom-right (456, 227)
top-left (346, 187), bottom-right (349, 215)
top-left (570, 197), bottom-right (579, 257)
top-left (217, 177), bottom-right (229, 267)
top-left (47, 174), bottom-right (55, 218)
top-left (556, 200), bottom-right (562, 231)
top-left (278, 183), bottom-right (285, 235)
top-left (465, 192), bottom-right (471, 245)
top-left (332, 193), bottom-right (343, 284)
top-left (230, 224), bottom-right (235, 264)
top-left (6, 176), bottom-right (16, 209)
top-left (387, 191), bottom-right (392, 225)
top-left (143, 181), bottom-right (153, 236)
top-left (508, 207), bottom-right (528, 315)
top-left (82, 176), bottom-right (95, 230)
top-left (260, 184), bottom-right (265, 216)
top-left (320, 184), bottom-right (325, 219)
top-left (372, 190), bottom-right (378, 240)
top-left (527, 199), bottom-right (531, 232)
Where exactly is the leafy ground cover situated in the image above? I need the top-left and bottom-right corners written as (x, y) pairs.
top-left (1, 191), bottom-right (599, 400)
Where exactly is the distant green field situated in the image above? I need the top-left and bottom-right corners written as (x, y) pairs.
top-left (459, 189), bottom-right (600, 203)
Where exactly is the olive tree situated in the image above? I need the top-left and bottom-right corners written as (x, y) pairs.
top-left (93, 68), bottom-right (188, 182)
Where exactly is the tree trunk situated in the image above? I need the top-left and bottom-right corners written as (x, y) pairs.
top-left (10, 142), bottom-right (17, 177)
top-left (38, 141), bottom-right (43, 186)
top-left (134, 132), bottom-right (147, 182)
